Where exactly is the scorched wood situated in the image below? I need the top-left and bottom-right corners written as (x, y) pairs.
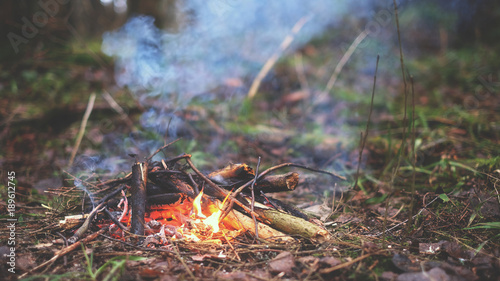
top-left (255, 172), bottom-right (299, 193)
top-left (208, 163), bottom-right (299, 193)
top-left (131, 162), bottom-right (148, 236)
top-left (208, 163), bottom-right (255, 186)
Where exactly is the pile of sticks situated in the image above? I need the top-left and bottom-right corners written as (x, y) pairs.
top-left (62, 141), bottom-right (346, 244)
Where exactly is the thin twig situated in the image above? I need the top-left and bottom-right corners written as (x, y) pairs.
top-left (374, 194), bottom-right (441, 237)
top-left (222, 162), bottom-right (345, 224)
top-left (146, 138), bottom-right (181, 162)
top-left (408, 75), bottom-right (417, 229)
top-left (69, 93), bottom-right (96, 167)
top-left (325, 189), bottom-right (344, 222)
top-left (392, 0), bottom-right (409, 174)
top-left (102, 90), bottom-right (133, 127)
top-left (294, 52), bottom-right (310, 96)
top-left (187, 173), bottom-right (200, 195)
top-left (55, 232), bottom-right (68, 266)
top-left (19, 227), bottom-right (108, 278)
top-left (315, 30), bottom-right (369, 106)
top-left (68, 201), bottom-right (106, 244)
top-left (257, 162), bottom-right (345, 181)
top-left (67, 185), bottom-right (126, 244)
top-left (248, 15), bottom-right (311, 99)
top-left (250, 157), bottom-right (262, 241)
top-left (393, 0), bottom-right (407, 92)
top-left (221, 231), bottom-right (241, 261)
top-left (319, 250), bottom-right (387, 274)
top-left (104, 208), bottom-right (129, 232)
top-left (389, 0), bottom-right (408, 241)
top-left (100, 234), bottom-right (200, 263)
top-left (172, 242), bottom-right (197, 280)
top-left (94, 185), bottom-right (127, 206)
top-left (228, 162), bottom-right (345, 210)
top-left (354, 55), bottom-right (379, 189)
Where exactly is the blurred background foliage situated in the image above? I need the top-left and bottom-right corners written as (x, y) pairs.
top-left (0, 0), bottom-right (499, 193)
top-left (0, 2), bottom-right (499, 279)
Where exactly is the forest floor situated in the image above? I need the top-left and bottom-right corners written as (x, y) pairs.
top-left (1, 19), bottom-right (499, 281)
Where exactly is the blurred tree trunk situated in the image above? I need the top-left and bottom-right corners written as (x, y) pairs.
top-left (128, 0), bottom-right (178, 31)
top-left (70, 0), bottom-right (127, 38)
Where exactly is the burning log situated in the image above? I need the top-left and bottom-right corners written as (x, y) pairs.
top-left (202, 197), bottom-right (294, 243)
top-left (255, 172), bottom-right (299, 193)
top-left (208, 164), bottom-right (298, 193)
top-left (208, 163), bottom-right (255, 186)
top-left (142, 158), bottom-right (333, 243)
top-left (148, 172), bottom-right (195, 197)
top-left (147, 192), bottom-right (185, 205)
top-left (130, 162), bottom-right (148, 236)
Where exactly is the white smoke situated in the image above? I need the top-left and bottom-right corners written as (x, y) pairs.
top-left (102, 0), bottom-right (357, 107)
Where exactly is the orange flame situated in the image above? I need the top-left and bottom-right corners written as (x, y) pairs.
top-left (192, 190), bottom-right (206, 218)
top-left (201, 190), bottom-right (231, 233)
top-left (107, 189), bottom-right (237, 242)
top-left (203, 209), bottom-right (221, 233)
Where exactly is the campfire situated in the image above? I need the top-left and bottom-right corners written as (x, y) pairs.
top-left (55, 140), bottom-right (346, 250)
top-left (110, 189), bottom-right (240, 245)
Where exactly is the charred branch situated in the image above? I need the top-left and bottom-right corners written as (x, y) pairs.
top-left (208, 163), bottom-right (255, 186)
top-left (147, 177), bottom-right (195, 198)
top-left (130, 162), bottom-right (148, 236)
top-left (146, 193), bottom-right (187, 205)
top-left (255, 172), bottom-right (299, 193)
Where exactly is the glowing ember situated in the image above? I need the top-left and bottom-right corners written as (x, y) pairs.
top-left (106, 190), bottom-right (238, 244)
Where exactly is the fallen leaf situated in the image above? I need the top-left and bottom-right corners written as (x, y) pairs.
top-left (396, 267), bottom-right (451, 281)
top-left (297, 256), bottom-right (318, 266)
top-left (268, 251), bottom-right (295, 275)
top-left (442, 241), bottom-right (474, 260)
top-left (334, 213), bottom-right (362, 224)
top-left (303, 204), bottom-right (331, 220)
top-left (319, 256), bottom-right (341, 267)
